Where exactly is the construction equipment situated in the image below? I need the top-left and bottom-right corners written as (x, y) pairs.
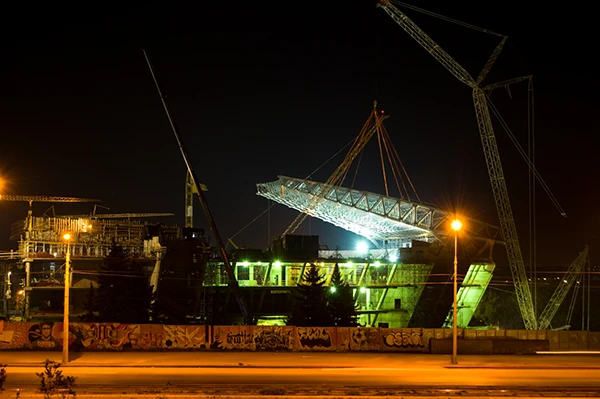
top-left (283, 102), bottom-right (389, 238)
top-left (377, 1), bottom-right (566, 329)
top-left (185, 170), bottom-right (208, 229)
top-left (1, 195), bottom-right (101, 237)
top-left (537, 246), bottom-right (589, 330)
top-left (0, 195), bottom-right (99, 205)
top-left (67, 212), bottom-right (174, 219)
top-left (143, 49), bottom-right (251, 325)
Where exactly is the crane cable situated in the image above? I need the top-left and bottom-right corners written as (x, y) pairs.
top-left (390, 1), bottom-right (504, 37)
top-left (485, 92), bottom-right (567, 218)
top-left (227, 137), bottom-right (357, 245)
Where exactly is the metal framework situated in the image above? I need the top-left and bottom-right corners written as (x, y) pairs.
top-left (377, 0), bottom-right (538, 329)
top-left (537, 246), bottom-right (589, 330)
top-left (0, 195), bottom-right (99, 204)
top-left (284, 103), bottom-right (389, 236)
top-left (67, 213), bottom-right (174, 219)
top-left (258, 175), bottom-right (448, 245)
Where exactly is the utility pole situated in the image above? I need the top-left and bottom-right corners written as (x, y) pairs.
top-left (451, 219), bottom-right (462, 365)
top-left (62, 233), bottom-right (71, 364)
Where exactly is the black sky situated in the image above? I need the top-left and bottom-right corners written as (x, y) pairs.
top-left (1, 2), bottom-right (597, 270)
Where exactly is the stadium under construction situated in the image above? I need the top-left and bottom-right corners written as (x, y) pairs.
top-left (1, 2), bottom-right (592, 331)
top-left (0, 103), bottom-right (506, 329)
top-left (0, 191), bottom-right (499, 329)
top-left (0, 101), bottom-right (590, 331)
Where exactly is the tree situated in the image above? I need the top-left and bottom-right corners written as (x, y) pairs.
top-left (287, 263), bottom-right (333, 326)
top-left (472, 288), bottom-right (522, 329)
top-left (79, 282), bottom-right (97, 322)
top-left (328, 263), bottom-right (358, 326)
top-left (95, 244), bottom-right (152, 323)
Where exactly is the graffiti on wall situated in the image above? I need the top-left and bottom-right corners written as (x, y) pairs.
top-left (162, 325), bottom-right (207, 349)
top-left (0, 322), bottom-right (25, 348)
top-left (68, 323), bottom-right (208, 350)
top-left (69, 323), bottom-right (141, 350)
top-left (339, 327), bottom-right (380, 351)
top-left (3, 322), bottom-right (589, 352)
top-left (254, 326), bottom-right (294, 351)
top-left (382, 329), bottom-right (425, 350)
top-left (211, 326), bottom-right (255, 350)
top-left (28, 322), bottom-right (63, 350)
top-left (297, 327), bottom-right (333, 350)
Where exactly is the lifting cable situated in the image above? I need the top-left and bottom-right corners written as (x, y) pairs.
top-left (486, 92), bottom-right (567, 218)
top-left (528, 77), bottom-right (537, 318)
top-left (381, 127), bottom-right (421, 202)
top-left (391, 1), bottom-right (503, 37)
top-left (228, 134), bottom-right (358, 244)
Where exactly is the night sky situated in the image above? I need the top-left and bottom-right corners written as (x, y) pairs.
top-left (1, 2), bottom-right (597, 271)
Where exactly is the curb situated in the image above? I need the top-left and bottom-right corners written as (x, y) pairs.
top-left (7, 363), bottom-right (600, 369)
top-left (4, 363), bottom-right (358, 368)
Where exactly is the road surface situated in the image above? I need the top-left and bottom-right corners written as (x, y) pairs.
top-left (1, 351), bottom-right (599, 398)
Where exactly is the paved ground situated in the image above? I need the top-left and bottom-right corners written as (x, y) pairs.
top-left (1, 350), bottom-right (600, 368)
top-left (2, 351), bottom-right (600, 398)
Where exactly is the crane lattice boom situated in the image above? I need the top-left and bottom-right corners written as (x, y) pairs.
top-left (537, 246), bottom-right (589, 330)
top-left (0, 195), bottom-right (100, 203)
top-left (67, 213), bottom-right (174, 219)
top-left (377, 0), bottom-right (537, 328)
top-left (284, 104), bottom-right (388, 236)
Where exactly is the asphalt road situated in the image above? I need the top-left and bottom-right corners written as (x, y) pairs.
top-left (1, 351), bottom-right (600, 398)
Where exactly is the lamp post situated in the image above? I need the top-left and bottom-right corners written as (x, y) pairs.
top-left (450, 219), bottom-right (462, 364)
top-left (62, 233), bottom-right (71, 364)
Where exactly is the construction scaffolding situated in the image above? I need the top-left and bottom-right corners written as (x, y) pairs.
top-left (10, 215), bottom-right (179, 259)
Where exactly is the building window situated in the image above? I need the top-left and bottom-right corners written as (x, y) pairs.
top-left (394, 298), bottom-right (402, 310)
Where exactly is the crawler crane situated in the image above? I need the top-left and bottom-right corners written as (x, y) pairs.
top-left (377, 1), bottom-right (567, 329)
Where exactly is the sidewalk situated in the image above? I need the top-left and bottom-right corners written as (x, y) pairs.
top-left (2, 351), bottom-right (600, 369)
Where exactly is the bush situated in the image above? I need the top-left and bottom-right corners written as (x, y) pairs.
top-left (36, 359), bottom-right (77, 399)
top-left (0, 364), bottom-right (6, 391)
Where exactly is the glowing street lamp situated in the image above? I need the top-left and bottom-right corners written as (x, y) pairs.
top-left (451, 219), bottom-right (462, 364)
top-left (62, 233), bottom-right (71, 363)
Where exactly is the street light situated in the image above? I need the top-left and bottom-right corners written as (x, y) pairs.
top-left (451, 219), bottom-right (462, 365)
top-left (62, 233), bottom-right (71, 364)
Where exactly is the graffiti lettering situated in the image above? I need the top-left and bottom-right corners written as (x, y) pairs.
top-left (298, 327), bottom-right (332, 348)
top-left (383, 330), bottom-right (423, 348)
top-left (254, 327), bottom-right (294, 351)
top-left (227, 331), bottom-right (253, 345)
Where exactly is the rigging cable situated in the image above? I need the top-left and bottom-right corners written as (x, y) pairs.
top-left (391, 1), bottom-right (503, 37)
top-left (376, 122), bottom-right (389, 196)
top-left (230, 134), bottom-right (357, 244)
top-left (527, 77), bottom-right (537, 319)
top-left (485, 92), bottom-right (567, 218)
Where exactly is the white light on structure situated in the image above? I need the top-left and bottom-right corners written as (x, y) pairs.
top-left (389, 253), bottom-right (398, 262)
top-left (356, 241), bottom-right (368, 255)
top-left (360, 287), bottom-right (366, 293)
top-left (330, 286), bottom-right (336, 293)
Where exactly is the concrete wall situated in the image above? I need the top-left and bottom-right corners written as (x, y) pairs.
top-left (0, 321), bottom-right (598, 352)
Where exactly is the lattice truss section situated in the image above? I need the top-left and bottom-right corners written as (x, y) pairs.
top-left (257, 175), bottom-right (449, 243)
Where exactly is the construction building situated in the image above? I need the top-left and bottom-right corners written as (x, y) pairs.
top-left (0, 197), bottom-right (181, 322)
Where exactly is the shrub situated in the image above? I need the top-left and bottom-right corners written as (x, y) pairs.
top-left (36, 359), bottom-right (77, 399)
